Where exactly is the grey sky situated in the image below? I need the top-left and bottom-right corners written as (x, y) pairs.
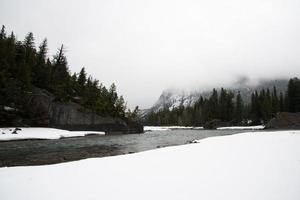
top-left (1, 0), bottom-right (300, 109)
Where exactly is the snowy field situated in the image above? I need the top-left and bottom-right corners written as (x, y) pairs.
top-left (0, 131), bottom-right (300, 200)
top-left (0, 128), bottom-right (105, 141)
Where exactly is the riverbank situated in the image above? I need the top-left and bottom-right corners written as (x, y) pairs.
top-left (0, 129), bottom-right (244, 167)
top-left (1, 130), bottom-right (299, 200)
top-left (144, 125), bottom-right (264, 132)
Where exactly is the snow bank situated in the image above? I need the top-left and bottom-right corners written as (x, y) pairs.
top-left (0, 131), bottom-right (300, 200)
top-left (217, 125), bottom-right (265, 130)
top-left (144, 126), bottom-right (203, 132)
top-left (0, 128), bottom-right (105, 141)
top-left (167, 126), bottom-right (195, 130)
top-left (145, 125), bottom-right (263, 132)
top-left (144, 126), bottom-right (171, 131)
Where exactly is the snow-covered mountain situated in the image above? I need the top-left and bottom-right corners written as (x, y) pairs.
top-left (147, 79), bottom-right (288, 113)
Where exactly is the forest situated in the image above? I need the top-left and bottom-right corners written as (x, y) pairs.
top-left (0, 25), bottom-right (138, 124)
top-left (145, 78), bottom-right (300, 126)
top-left (1, 25), bottom-right (299, 127)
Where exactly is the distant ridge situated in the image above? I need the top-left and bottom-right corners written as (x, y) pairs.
top-left (148, 79), bottom-right (288, 113)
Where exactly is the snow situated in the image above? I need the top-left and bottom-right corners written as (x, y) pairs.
top-left (192, 126), bottom-right (204, 130)
top-left (144, 125), bottom-right (264, 132)
top-left (217, 125), bottom-right (265, 130)
top-left (144, 126), bottom-right (171, 131)
top-left (144, 125), bottom-right (263, 132)
top-left (144, 126), bottom-right (203, 131)
top-left (0, 128), bottom-right (105, 141)
top-left (3, 106), bottom-right (15, 111)
top-left (0, 131), bottom-right (300, 200)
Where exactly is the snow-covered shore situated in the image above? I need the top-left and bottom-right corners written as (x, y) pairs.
top-left (0, 128), bottom-right (105, 141)
top-left (144, 125), bottom-right (264, 132)
top-left (0, 131), bottom-right (300, 200)
top-left (144, 126), bottom-right (202, 131)
top-left (217, 125), bottom-right (265, 130)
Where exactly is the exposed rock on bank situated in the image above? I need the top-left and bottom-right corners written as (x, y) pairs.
top-left (265, 112), bottom-right (300, 129)
top-left (3, 88), bottom-right (143, 134)
top-left (203, 119), bottom-right (232, 129)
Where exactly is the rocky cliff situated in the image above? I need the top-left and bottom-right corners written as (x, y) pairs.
top-left (26, 88), bottom-right (143, 134)
top-left (265, 112), bottom-right (300, 129)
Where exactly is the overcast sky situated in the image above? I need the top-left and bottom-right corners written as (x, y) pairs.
top-left (1, 0), bottom-right (300, 108)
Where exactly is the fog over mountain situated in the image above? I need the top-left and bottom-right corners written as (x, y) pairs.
top-left (148, 78), bottom-right (289, 113)
top-left (1, 0), bottom-right (300, 109)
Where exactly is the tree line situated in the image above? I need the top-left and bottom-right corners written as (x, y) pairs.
top-left (0, 25), bottom-right (139, 124)
top-left (145, 78), bottom-right (300, 126)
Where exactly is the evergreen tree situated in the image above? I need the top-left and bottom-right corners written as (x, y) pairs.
top-left (126, 106), bottom-right (139, 121)
top-left (33, 38), bottom-right (50, 88)
top-left (0, 25), bottom-right (6, 40)
top-left (77, 67), bottom-right (87, 96)
top-left (250, 91), bottom-right (260, 124)
top-left (264, 89), bottom-right (272, 120)
top-left (51, 45), bottom-right (71, 101)
top-left (115, 95), bottom-right (126, 117)
top-left (219, 88), bottom-right (227, 121)
top-left (235, 91), bottom-right (243, 123)
top-left (271, 86), bottom-right (279, 116)
top-left (287, 78), bottom-right (300, 112)
top-left (279, 92), bottom-right (284, 112)
top-left (208, 89), bottom-right (219, 120)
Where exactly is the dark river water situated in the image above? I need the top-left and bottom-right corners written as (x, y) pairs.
top-left (0, 129), bottom-right (258, 167)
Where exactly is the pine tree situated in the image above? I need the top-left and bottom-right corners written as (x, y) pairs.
top-left (235, 91), bottom-right (243, 123)
top-left (0, 25), bottom-right (6, 40)
top-left (219, 88), bottom-right (227, 121)
top-left (208, 89), bottom-right (219, 120)
top-left (24, 32), bottom-right (35, 49)
top-left (225, 91), bottom-right (235, 121)
top-left (37, 38), bottom-right (48, 62)
top-left (287, 78), bottom-right (300, 112)
top-left (271, 86), bottom-right (279, 116)
top-left (264, 89), bottom-right (272, 121)
top-left (51, 45), bottom-right (71, 101)
top-left (115, 96), bottom-right (126, 117)
top-left (77, 67), bottom-right (87, 97)
top-left (250, 91), bottom-right (260, 124)
top-left (33, 38), bottom-right (49, 88)
top-left (279, 92), bottom-right (284, 112)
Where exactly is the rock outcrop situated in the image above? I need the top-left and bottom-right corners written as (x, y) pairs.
top-left (203, 119), bottom-right (232, 129)
top-left (27, 88), bottom-right (143, 134)
top-left (265, 112), bottom-right (300, 129)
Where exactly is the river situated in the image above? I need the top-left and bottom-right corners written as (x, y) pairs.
top-left (0, 129), bottom-right (259, 167)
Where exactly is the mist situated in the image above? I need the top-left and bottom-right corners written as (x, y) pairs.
top-left (1, 0), bottom-right (300, 109)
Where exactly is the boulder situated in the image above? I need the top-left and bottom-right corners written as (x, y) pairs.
top-left (203, 119), bottom-right (231, 129)
top-left (265, 112), bottom-right (300, 129)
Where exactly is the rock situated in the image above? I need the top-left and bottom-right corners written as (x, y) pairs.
top-left (26, 87), bottom-right (144, 134)
top-left (203, 119), bottom-right (231, 129)
top-left (12, 128), bottom-right (19, 134)
top-left (265, 112), bottom-right (300, 129)
top-left (187, 140), bottom-right (200, 144)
